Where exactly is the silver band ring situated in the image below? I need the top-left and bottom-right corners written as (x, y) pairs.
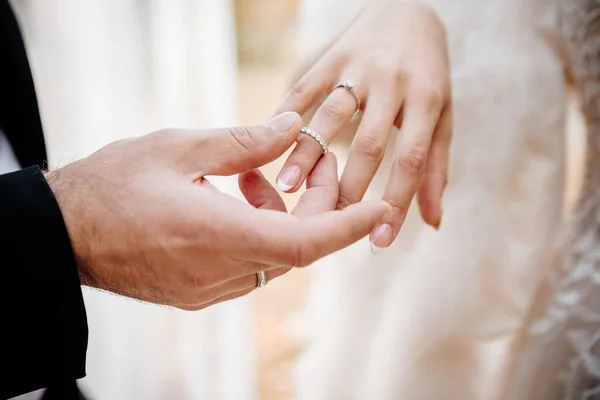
top-left (300, 127), bottom-right (329, 155)
top-left (333, 80), bottom-right (361, 112)
top-left (256, 270), bottom-right (267, 288)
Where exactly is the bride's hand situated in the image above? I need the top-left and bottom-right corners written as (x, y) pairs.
top-left (275, 1), bottom-right (451, 252)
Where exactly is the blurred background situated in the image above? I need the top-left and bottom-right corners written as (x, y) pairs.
top-left (9, 0), bottom-right (587, 399)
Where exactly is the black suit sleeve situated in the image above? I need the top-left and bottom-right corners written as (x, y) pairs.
top-left (0, 166), bottom-right (88, 399)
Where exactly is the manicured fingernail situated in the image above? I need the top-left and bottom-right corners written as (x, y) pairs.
top-left (277, 165), bottom-right (301, 192)
top-left (269, 112), bottom-right (299, 132)
top-left (370, 224), bottom-right (392, 254)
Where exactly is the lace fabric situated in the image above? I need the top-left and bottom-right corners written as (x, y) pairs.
top-left (507, 2), bottom-right (600, 399)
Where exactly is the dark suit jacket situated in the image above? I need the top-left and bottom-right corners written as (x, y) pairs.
top-left (0, 1), bottom-right (88, 398)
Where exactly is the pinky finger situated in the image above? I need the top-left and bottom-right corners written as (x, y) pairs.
top-left (417, 108), bottom-right (452, 229)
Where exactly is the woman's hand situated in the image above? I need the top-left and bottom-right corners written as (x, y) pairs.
top-left (275, 1), bottom-right (452, 252)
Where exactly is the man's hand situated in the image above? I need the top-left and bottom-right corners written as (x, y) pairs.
top-left (46, 112), bottom-right (391, 310)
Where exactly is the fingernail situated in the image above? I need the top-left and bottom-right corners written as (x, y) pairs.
top-left (269, 112), bottom-right (299, 132)
top-left (370, 224), bottom-right (392, 254)
top-left (277, 165), bottom-right (301, 192)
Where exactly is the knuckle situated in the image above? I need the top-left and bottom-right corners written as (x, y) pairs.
top-left (292, 242), bottom-right (307, 268)
top-left (227, 126), bottom-right (255, 151)
top-left (398, 145), bottom-right (428, 177)
top-left (354, 135), bottom-right (385, 162)
top-left (393, 68), bottom-right (409, 86)
top-left (291, 82), bottom-right (307, 97)
top-left (292, 239), bottom-right (315, 268)
top-left (387, 198), bottom-right (410, 220)
top-left (375, 63), bottom-right (407, 87)
top-left (337, 187), bottom-right (358, 210)
top-left (320, 99), bottom-right (347, 121)
top-left (418, 86), bottom-right (444, 112)
top-left (276, 239), bottom-right (303, 268)
top-left (407, 2), bottom-right (446, 37)
top-left (288, 79), bottom-right (309, 101)
top-left (370, 57), bottom-right (395, 75)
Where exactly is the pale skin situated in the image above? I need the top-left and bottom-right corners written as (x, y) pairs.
top-left (275, 0), bottom-right (452, 252)
top-left (41, 0), bottom-right (452, 308)
top-left (46, 112), bottom-right (391, 310)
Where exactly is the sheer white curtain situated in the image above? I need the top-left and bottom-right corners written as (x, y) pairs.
top-left (13, 1), bottom-right (256, 399)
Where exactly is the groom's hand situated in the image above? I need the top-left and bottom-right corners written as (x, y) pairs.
top-left (46, 112), bottom-right (391, 310)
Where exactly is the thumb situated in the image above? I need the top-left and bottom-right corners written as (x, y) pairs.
top-left (179, 112), bottom-right (302, 177)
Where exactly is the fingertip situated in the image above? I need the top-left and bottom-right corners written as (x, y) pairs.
top-left (420, 206), bottom-right (442, 230)
top-left (276, 180), bottom-right (295, 193)
top-left (267, 111), bottom-right (302, 134)
top-left (239, 169), bottom-right (261, 187)
top-left (276, 164), bottom-right (302, 192)
top-left (417, 171), bottom-right (446, 228)
top-left (433, 203), bottom-right (443, 230)
top-left (363, 200), bottom-right (395, 254)
top-left (264, 112), bottom-right (304, 154)
top-left (369, 223), bottom-right (393, 254)
top-left (425, 197), bottom-right (443, 230)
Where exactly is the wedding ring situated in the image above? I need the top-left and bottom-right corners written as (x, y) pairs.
top-left (333, 80), bottom-right (361, 112)
top-left (256, 271), bottom-right (267, 288)
top-left (300, 126), bottom-right (329, 155)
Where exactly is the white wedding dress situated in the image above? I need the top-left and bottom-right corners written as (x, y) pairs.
top-left (293, 0), bottom-right (586, 399)
top-left (12, 1), bottom-right (256, 399)
top-left (504, 2), bottom-right (600, 398)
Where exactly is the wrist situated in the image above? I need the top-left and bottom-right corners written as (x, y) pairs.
top-left (45, 166), bottom-right (95, 287)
